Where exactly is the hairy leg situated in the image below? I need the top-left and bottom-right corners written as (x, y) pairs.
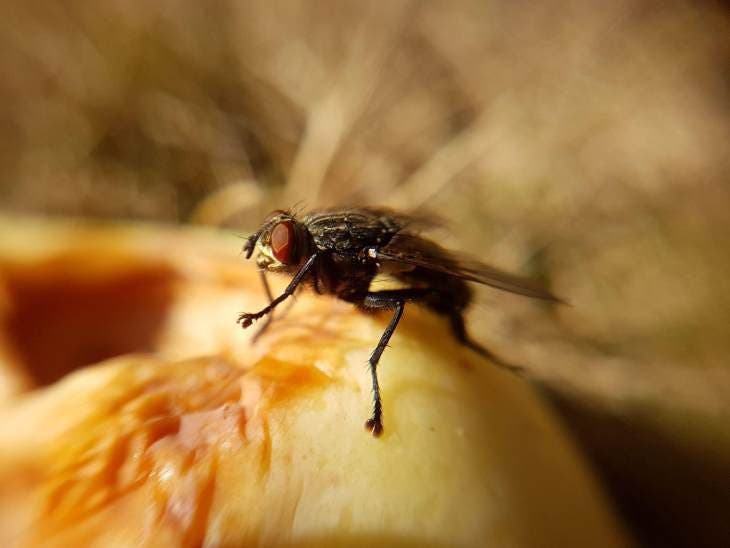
top-left (448, 312), bottom-right (523, 373)
top-left (238, 253), bottom-right (318, 328)
top-left (251, 270), bottom-right (275, 342)
top-left (360, 289), bottom-right (431, 436)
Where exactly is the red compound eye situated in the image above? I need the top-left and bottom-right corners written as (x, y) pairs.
top-left (270, 221), bottom-right (296, 264)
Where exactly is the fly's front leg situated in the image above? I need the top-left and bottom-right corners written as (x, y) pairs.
top-left (238, 253), bottom-right (318, 328)
top-left (251, 270), bottom-right (275, 342)
top-left (360, 289), bottom-right (430, 437)
top-left (252, 271), bottom-right (301, 342)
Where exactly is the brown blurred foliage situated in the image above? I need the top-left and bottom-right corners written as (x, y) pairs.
top-left (0, 1), bottom-right (729, 546)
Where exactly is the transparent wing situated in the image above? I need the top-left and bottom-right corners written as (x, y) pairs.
top-left (376, 234), bottom-right (562, 302)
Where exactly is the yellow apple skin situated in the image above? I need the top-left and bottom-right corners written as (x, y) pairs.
top-left (0, 219), bottom-right (629, 547)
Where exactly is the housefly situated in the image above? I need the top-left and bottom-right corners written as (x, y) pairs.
top-left (238, 207), bottom-right (561, 436)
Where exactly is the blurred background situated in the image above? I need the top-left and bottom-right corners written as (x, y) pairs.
top-left (0, 0), bottom-right (729, 546)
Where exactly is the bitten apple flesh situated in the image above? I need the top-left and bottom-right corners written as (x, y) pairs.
top-left (0, 219), bottom-right (628, 547)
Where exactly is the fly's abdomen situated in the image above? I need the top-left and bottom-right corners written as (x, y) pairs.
top-left (398, 267), bottom-right (473, 313)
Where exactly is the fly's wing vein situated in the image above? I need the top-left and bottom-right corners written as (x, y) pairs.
top-left (376, 234), bottom-right (561, 302)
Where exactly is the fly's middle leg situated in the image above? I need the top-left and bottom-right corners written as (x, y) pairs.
top-left (360, 289), bottom-right (429, 436)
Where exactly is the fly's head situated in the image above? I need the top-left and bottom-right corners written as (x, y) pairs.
top-left (244, 210), bottom-right (311, 272)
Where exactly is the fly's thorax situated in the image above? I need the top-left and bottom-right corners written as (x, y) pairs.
top-left (303, 213), bottom-right (401, 254)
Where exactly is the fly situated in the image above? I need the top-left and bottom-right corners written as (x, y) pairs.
top-left (237, 207), bottom-right (561, 436)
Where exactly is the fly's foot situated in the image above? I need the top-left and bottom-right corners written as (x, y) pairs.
top-left (365, 417), bottom-right (384, 437)
top-left (236, 312), bottom-right (258, 328)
